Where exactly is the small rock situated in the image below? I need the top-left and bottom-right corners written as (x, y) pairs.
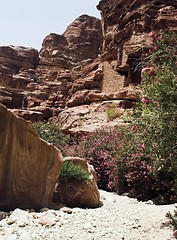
top-left (60, 207), bottom-right (73, 214)
top-left (40, 208), bottom-right (49, 213)
top-left (38, 216), bottom-right (56, 226)
top-left (9, 208), bottom-right (29, 227)
top-left (0, 211), bottom-right (9, 221)
top-left (7, 219), bottom-right (17, 225)
top-left (146, 200), bottom-right (154, 205)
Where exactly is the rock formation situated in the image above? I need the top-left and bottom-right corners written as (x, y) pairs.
top-left (97, 0), bottom-right (177, 90)
top-left (53, 157), bottom-right (100, 208)
top-left (0, 103), bottom-right (63, 211)
top-left (0, 0), bottom-right (176, 211)
top-left (0, 15), bottom-right (103, 126)
top-left (40, 15), bottom-right (102, 68)
top-left (0, 1), bottom-right (176, 134)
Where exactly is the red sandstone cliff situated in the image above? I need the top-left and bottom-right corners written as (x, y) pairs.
top-left (0, 1), bottom-right (177, 133)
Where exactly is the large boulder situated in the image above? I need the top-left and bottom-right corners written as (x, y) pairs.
top-left (0, 103), bottom-right (63, 211)
top-left (53, 157), bottom-right (100, 208)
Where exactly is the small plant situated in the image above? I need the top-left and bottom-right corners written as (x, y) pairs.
top-left (166, 207), bottom-right (177, 239)
top-left (106, 106), bottom-right (122, 122)
top-left (33, 121), bottom-right (70, 147)
top-left (77, 118), bottom-right (84, 127)
top-left (59, 160), bottom-right (90, 183)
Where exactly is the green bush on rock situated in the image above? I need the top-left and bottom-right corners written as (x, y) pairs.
top-left (59, 160), bottom-right (90, 183)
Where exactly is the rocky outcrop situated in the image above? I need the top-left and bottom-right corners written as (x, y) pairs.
top-left (39, 15), bottom-right (102, 69)
top-left (0, 1), bottom-right (177, 133)
top-left (53, 157), bottom-right (100, 208)
top-left (0, 103), bottom-right (63, 211)
top-left (97, 0), bottom-right (177, 91)
top-left (0, 15), bottom-right (103, 124)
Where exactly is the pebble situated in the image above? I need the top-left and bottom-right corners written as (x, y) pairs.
top-left (0, 190), bottom-right (176, 240)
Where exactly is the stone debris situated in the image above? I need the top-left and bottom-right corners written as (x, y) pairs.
top-left (0, 190), bottom-right (175, 240)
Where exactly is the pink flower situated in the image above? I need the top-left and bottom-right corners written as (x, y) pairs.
top-left (149, 31), bottom-right (155, 38)
top-left (175, 62), bottom-right (177, 65)
top-left (156, 36), bottom-right (161, 41)
top-left (173, 230), bottom-right (177, 238)
top-left (141, 96), bottom-right (149, 104)
top-left (146, 165), bottom-right (151, 171)
top-left (141, 143), bottom-right (145, 149)
top-left (153, 46), bottom-right (157, 50)
top-left (168, 219), bottom-right (172, 225)
top-left (156, 101), bottom-right (160, 107)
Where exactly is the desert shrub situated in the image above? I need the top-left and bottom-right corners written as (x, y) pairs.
top-left (130, 31), bottom-right (177, 203)
top-left (33, 121), bottom-right (70, 148)
top-left (63, 31), bottom-right (177, 204)
top-left (80, 129), bottom-right (120, 190)
top-left (59, 160), bottom-right (90, 183)
top-left (166, 207), bottom-right (177, 239)
top-left (64, 127), bottom-right (136, 191)
top-left (106, 106), bottom-right (122, 122)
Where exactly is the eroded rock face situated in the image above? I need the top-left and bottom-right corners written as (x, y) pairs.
top-left (63, 14), bottom-right (102, 65)
top-left (0, 104), bottom-right (63, 211)
top-left (0, 2), bottom-right (177, 133)
top-left (53, 157), bottom-right (100, 208)
top-left (39, 15), bottom-right (102, 69)
top-left (0, 15), bottom-right (103, 123)
top-left (97, 0), bottom-right (177, 92)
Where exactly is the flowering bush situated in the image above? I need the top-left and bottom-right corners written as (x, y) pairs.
top-left (34, 31), bottom-right (177, 205)
top-left (67, 31), bottom-right (177, 203)
top-left (131, 31), bottom-right (177, 203)
top-left (76, 129), bottom-right (122, 190)
top-left (166, 207), bottom-right (177, 239)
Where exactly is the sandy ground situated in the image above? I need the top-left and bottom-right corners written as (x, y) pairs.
top-left (0, 190), bottom-right (176, 240)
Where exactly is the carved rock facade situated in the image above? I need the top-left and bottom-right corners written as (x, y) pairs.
top-left (97, 0), bottom-right (177, 91)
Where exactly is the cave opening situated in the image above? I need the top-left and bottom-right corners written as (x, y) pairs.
top-left (127, 54), bottom-right (142, 85)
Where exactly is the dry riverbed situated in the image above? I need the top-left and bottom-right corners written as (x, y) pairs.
top-left (0, 190), bottom-right (175, 240)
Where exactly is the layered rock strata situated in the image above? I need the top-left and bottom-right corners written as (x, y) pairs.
top-left (97, 0), bottom-right (177, 92)
top-left (0, 15), bottom-right (103, 125)
top-left (0, 1), bottom-right (177, 133)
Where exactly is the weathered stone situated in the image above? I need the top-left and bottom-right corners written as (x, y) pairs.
top-left (0, 1), bottom-right (177, 134)
top-left (63, 15), bottom-right (103, 65)
top-left (39, 15), bottom-right (102, 70)
top-left (7, 209), bottom-right (29, 227)
top-left (97, 0), bottom-right (177, 92)
top-left (66, 90), bottom-right (108, 107)
top-left (38, 214), bottom-right (56, 226)
top-left (0, 104), bottom-right (63, 211)
top-left (53, 157), bottom-right (100, 208)
top-left (10, 109), bottom-right (44, 122)
top-left (56, 100), bottom-right (132, 134)
top-left (0, 46), bottom-right (39, 70)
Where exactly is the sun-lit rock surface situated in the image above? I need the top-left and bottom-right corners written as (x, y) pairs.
top-left (0, 103), bottom-right (63, 211)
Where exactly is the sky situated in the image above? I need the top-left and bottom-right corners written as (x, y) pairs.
top-left (0, 0), bottom-right (101, 50)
